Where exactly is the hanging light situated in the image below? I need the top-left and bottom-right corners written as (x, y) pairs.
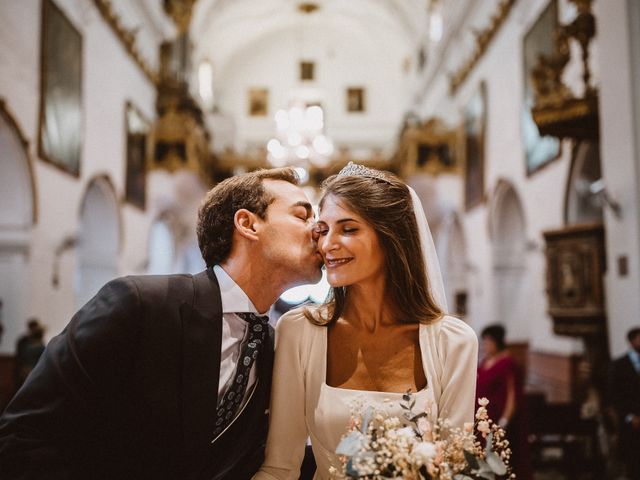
top-left (197, 60), bottom-right (215, 110)
top-left (266, 103), bottom-right (334, 174)
top-left (428, 1), bottom-right (443, 43)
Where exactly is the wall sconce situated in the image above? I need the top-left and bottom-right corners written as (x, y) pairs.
top-left (588, 179), bottom-right (622, 219)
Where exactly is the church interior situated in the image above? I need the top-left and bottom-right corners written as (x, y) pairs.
top-left (1, 0), bottom-right (639, 478)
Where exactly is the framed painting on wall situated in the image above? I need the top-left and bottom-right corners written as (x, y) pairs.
top-left (463, 82), bottom-right (486, 211)
top-left (248, 88), bottom-right (268, 116)
top-left (38, 0), bottom-right (83, 176)
top-left (300, 61), bottom-right (315, 81)
top-left (124, 102), bottom-right (150, 210)
top-left (522, 0), bottom-right (561, 176)
top-left (346, 87), bottom-right (365, 113)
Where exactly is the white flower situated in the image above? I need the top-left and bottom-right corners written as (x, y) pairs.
top-left (477, 420), bottom-right (491, 435)
top-left (478, 397), bottom-right (489, 407)
top-left (396, 426), bottom-right (415, 440)
top-left (417, 417), bottom-right (431, 435)
top-left (411, 441), bottom-right (437, 464)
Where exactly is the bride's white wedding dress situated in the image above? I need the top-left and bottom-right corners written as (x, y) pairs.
top-left (253, 307), bottom-right (478, 480)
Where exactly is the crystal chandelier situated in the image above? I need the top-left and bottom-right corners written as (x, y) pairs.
top-left (266, 103), bottom-right (334, 173)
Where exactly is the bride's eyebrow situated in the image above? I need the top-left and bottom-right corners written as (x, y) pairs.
top-left (337, 218), bottom-right (359, 224)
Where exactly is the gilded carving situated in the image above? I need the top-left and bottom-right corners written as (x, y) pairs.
top-left (543, 223), bottom-right (606, 336)
top-left (163, 0), bottom-right (197, 34)
top-left (395, 118), bottom-right (461, 178)
top-left (93, 0), bottom-right (159, 85)
top-left (147, 105), bottom-right (208, 178)
top-left (449, 0), bottom-right (517, 95)
top-left (530, 0), bottom-right (598, 139)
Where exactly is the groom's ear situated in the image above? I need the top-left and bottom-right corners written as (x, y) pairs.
top-left (234, 209), bottom-right (260, 241)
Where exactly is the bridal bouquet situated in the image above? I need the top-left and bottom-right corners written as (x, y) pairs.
top-left (331, 395), bottom-right (514, 480)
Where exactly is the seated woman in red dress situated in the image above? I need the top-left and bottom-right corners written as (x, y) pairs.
top-left (477, 324), bottom-right (532, 480)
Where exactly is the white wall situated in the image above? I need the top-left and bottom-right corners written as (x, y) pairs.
top-left (216, 24), bottom-right (411, 156)
top-left (411, 0), bottom-right (618, 355)
top-left (596, 0), bottom-right (640, 357)
top-left (0, 0), bottom-right (161, 344)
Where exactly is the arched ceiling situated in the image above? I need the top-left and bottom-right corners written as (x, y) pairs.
top-left (190, 0), bottom-right (428, 78)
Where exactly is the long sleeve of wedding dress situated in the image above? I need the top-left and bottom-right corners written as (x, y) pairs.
top-left (426, 315), bottom-right (479, 429)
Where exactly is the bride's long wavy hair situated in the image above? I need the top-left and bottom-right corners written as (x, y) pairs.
top-left (305, 171), bottom-right (443, 327)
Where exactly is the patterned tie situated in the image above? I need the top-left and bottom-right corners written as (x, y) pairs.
top-left (213, 312), bottom-right (269, 438)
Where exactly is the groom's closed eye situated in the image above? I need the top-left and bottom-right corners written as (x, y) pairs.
top-left (291, 201), bottom-right (313, 222)
top-left (313, 223), bottom-right (328, 236)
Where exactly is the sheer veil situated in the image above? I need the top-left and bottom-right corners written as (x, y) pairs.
top-left (408, 186), bottom-right (448, 313)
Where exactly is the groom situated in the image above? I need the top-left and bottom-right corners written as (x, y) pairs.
top-left (0, 167), bottom-right (322, 479)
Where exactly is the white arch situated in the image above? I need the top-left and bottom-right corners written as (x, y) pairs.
top-left (437, 212), bottom-right (469, 317)
top-left (75, 176), bottom-right (120, 309)
top-left (489, 180), bottom-right (528, 337)
top-left (147, 217), bottom-right (176, 275)
top-left (0, 103), bottom-right (35, 353)
top-left (0, 108), bottom-right (34, 230)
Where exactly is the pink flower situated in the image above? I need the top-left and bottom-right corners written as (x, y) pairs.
top-left (477, 420), bottom-right (490, 436)
top-left (476, 406), bottom-right (488, 420)
top-left (417, 417), bottom-right (431, 435)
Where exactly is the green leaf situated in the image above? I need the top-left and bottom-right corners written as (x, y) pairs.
top-left (345, 458), bottom-right (358, 477)
top-left (484, 432), bottom-right (494, 455)
top-left (361, 406), bottom-right (373, 433)
top-left (474, 460), bottom-right (496, 480)
top-left (410, 412), bottom-right (428, 423)
top-left (463, 449), bottom-right (480, 470)
top-left (335, 431), bottom-right (365, 456)
top-left (485, 451), bottom-right (507, 475)
top-left (477, 471), bottom-right (496, 480)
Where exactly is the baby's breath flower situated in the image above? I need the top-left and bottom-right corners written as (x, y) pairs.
top-left (334, 393), bottom-right (513, 479)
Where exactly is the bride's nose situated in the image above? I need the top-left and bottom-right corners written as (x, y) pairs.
top-left (319, 229), bottom-right (339, 254)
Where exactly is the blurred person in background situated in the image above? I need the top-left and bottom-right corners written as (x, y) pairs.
top-left (477, 324), bottom-right (532, 480)
top-left (0, 300), bottom-right (4, 346)
top-left (14, 318), bottom-right (46, 390)
top-left (609, 327), bottom-right (640, 480)
top-left (0, 300), bottom-right (4, 411)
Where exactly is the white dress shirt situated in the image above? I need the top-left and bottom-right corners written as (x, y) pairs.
top-left (213, 265), bottom-right (266, 409)
top-left (629, 349), bottom-right (640, 375)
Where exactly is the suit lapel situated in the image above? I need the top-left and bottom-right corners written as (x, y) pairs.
top-left (624, 355), bottom-right (640, 380)
top-left (180, 269), bottom-right (223, 453)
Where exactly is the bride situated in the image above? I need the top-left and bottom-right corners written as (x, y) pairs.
top-left (254, 163), bottom-right (478, 480)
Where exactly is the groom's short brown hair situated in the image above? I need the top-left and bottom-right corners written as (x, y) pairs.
top-left (197, 168), bottom-right (299, 267)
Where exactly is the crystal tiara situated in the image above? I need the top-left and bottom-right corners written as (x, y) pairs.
top-left (337, 161), bottom-right (390, 182)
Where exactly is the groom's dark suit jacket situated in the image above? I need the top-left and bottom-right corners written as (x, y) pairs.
top-left (609, 353), bottom-right (640, 450)
top-left (0, 270), bottom-right (274, 480)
